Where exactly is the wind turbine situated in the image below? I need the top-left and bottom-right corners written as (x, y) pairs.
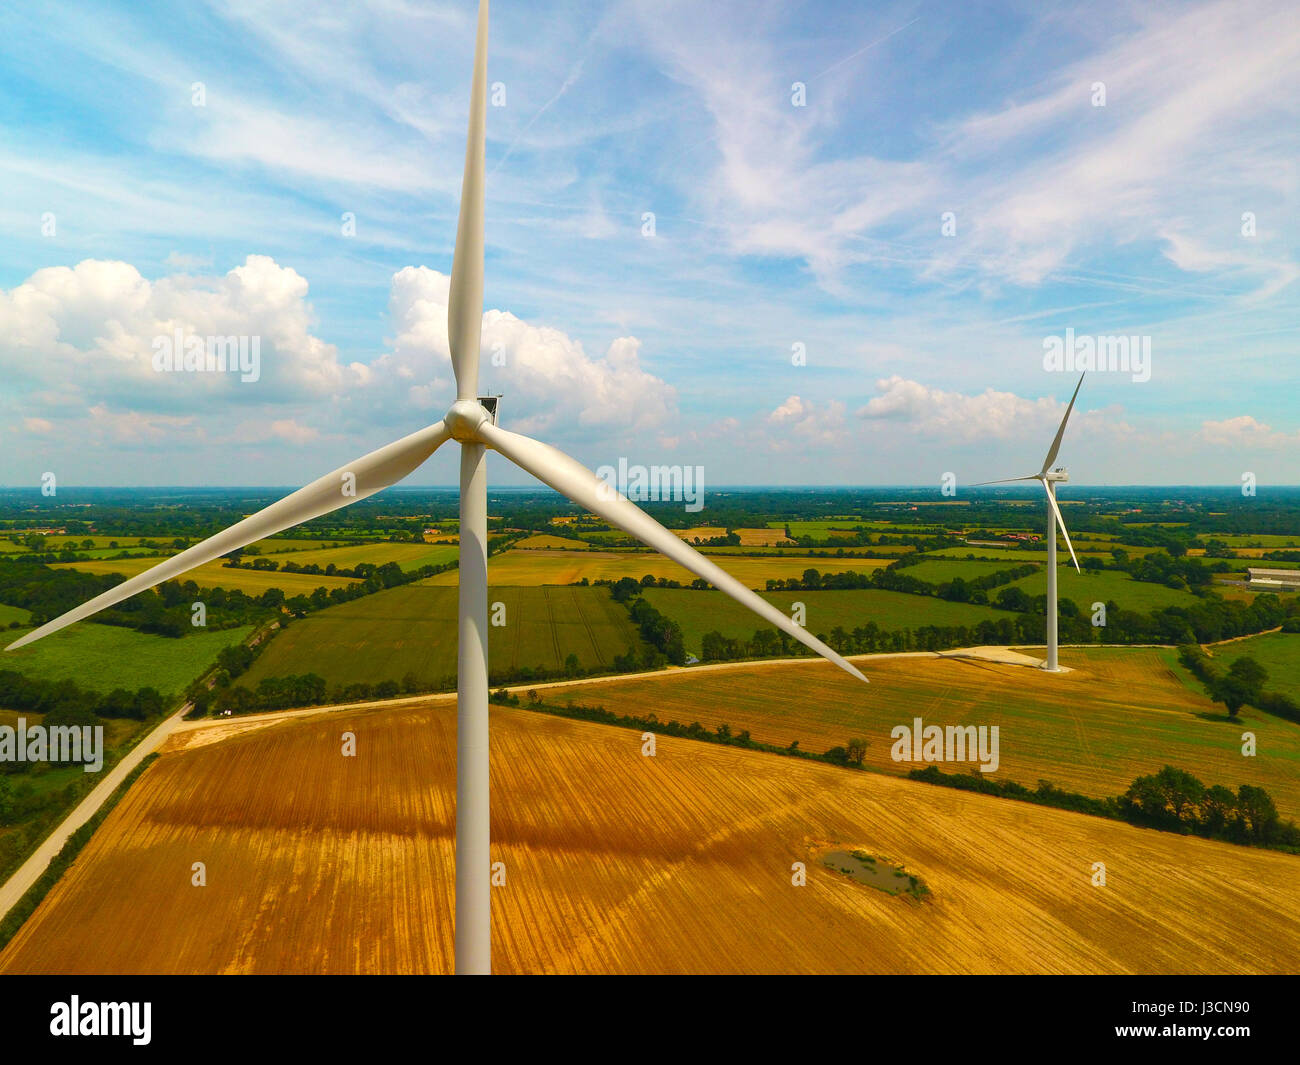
top-left (6, 0), bottom-right (867, 975)
top-left (973, 372), bottom-right (1085, 673)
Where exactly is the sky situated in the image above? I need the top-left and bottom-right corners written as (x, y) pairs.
top-left (0, 0), bottom-right (1296, 490)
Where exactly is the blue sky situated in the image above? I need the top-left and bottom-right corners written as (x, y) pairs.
top-left (0, 0), bottom-right (1296, 489)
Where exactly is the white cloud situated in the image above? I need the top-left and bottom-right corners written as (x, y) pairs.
top-left (1201, 415), bottom-right (1299, 450)
top-left (765, 395), bottom-right (846, 448)
top-left (858, 376), bottom-right (1079, 442)
top-left (0, 256), bottom-right (372, 408)
top-left (379, 265), bottom-right (678, 435)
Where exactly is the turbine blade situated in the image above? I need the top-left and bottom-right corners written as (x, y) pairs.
top-left (1039, 371), bottom-right (1085, 477)
top-left (971, 474), bottom-right (1039, 487)
top-left (447, 0), bottom-right (489, 401)
top-left (6, 421), bottom-right (452, 650)
top-left (480, 423), bottom-right (868, 684)
top-left (1042, 478), bottom-right (1081, 573)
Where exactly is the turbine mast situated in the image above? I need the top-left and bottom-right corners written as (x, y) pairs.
top-left (456, 442), bottom-right (491, 974)
top-left (1045, 480), bottom-right (1060, 671)
top-left (451, 0), bottom-right (492, 976)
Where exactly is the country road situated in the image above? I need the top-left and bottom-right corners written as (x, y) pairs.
top-left (0, 702), bottom-right (192, 925)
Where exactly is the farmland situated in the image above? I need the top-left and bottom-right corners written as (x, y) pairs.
top-left (542, 647), bottom-right (1300, 817)
top-left (2, 698), bottom-right (1296, 974)
top-left (1, 622), bottom-right (254, 697)
top-left (240, 584), bottom-right (650, 689)
top-left (1211, 631), bottom-right (1300, 694)
top-left (734, 528), bottom-right (795, 546)
top-left (421, 549), bottom-right (891, 589)
top-left (1004, 568), bottom-right (1204, 611)
top-left (50, 558), bottom-right (358, 597)
top-left (0, 604), bottom-right (31, 627)
top-left (514, 534), bottom-right (591, 550)
top-left (642, 587), bottom-right (1003, 654)
top-left (898, 559), bottom-right (1037, 585)
top-left (241, 542), bottom-right (459, 572)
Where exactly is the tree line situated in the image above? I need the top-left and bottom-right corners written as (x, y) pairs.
top-left (909, 763), bottom-right (1297, 852)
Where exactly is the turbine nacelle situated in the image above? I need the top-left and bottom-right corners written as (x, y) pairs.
top-left (1045, 466), bottom-right (1069, 483)
top-left (445, 398), bottom-right (492, 442)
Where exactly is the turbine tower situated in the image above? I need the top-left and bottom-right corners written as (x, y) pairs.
top-left (973, 373), bottom-right (1085, 672)
top-left (6, 0), bottom-right (867, 975)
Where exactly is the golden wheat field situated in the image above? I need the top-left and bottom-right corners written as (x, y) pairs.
top-left (734, 527), bottom-right (796, 546)
top-left (51, 558), bottom-right (358, 596)
top-left (542, 648), bottom-right (1300, 817)
top-left (2, 699), bottom-right (1297, 975)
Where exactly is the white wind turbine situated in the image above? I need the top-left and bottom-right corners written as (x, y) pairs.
top-left (6, 0), bottom-right (867, 975)
top-left (972, 372), bottom-right (1085, 673)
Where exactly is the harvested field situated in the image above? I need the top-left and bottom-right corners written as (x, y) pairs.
top-left (2, 699), bottom-right (1296, 974)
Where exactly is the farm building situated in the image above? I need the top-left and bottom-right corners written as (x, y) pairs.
top-left (1247, 568), bottom-right (1300, 589)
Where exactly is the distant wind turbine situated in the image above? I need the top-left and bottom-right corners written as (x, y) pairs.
top-left (972, 372), bottom-right (1085, 673)
top-left (6, 0), bottom-right (867, 975)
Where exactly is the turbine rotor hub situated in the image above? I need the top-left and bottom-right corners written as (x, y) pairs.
top-left (445, 399), bottom-right (489, 442)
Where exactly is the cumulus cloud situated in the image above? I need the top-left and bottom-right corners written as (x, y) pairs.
top-left (1, 257), bottom-right (680, 471)
top-left (378, 265), bottom-right (677, 434)
top-left (765, 395), bottom-right (846, 448)
top-left (86, 404), bottom-right (197, 444)
top-left (858, 376), bottom-right (1076, 441)
top-left (1201, 415), bottom-right (1299, 450)
top-left (0, 255), bottom-right (369, 409)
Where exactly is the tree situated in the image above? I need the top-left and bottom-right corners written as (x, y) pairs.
top-left (1237, 784), bottom-right (1279, 843)
top-left (1227, 656), bottom-right (1268, 700)
top-left (846, 737), bottom-right (869, 766)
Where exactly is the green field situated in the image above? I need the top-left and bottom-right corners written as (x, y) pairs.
top-left (0, 604), bottom-right (32, 627)
top-left (541, 646), bottom-right (1300, 817)
top-left (1213, 632), bottom-right (1300, 696)
top-left (1004, 568), bottom-right (1205, 612)
top-left (248, 542), bottom-right (459, 572)
top-left (50, 559), bottom-right (358, 596)
top-left (1, 623), bottom-right (254, 697)
top-left (422, 549), bottom-right (891, 589)
top-left (1213, 534), bottom-right (1300, 549)
top-left (642, 587), bottom-right (1003, 655)
top-left (257, 537), bottom-right (363, 554)
top-left (900, 559), bottom-right (1038, 585)
top-left (240, 584), bottom-right (652, 690)
top-left (513, 534), bottom-right (591, 551)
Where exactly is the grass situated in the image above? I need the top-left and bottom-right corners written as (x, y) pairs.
top-left (641, 587), bottom-right (1003, 654)
top-left (542, 645), bottom-right (1300, 818)
top-left (1211, 631), bottom-right (1300, 696)
top-left (1, 623), bottom-right (254, 696)
top-left (50, 558), bottom-right (358, 596)
top-left (6, 698), bottom-right (1298, 974)
top-left (243, 542), bottom-right (459, 572)
top-left (240, 583), bottom-right (651, 690)
top-left (1004, 568), bottom-right (1204, 611)
top-left (513, 534), bottom-right (592, 551)
top-left (1213, 533), bottom-right (1300, 548)
top-left (899, 559), bottom-right (1037, 585)
top-left (421, 549), bottom-right (892, 590)
top-left (0, 604), bottom-right (32, 626)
